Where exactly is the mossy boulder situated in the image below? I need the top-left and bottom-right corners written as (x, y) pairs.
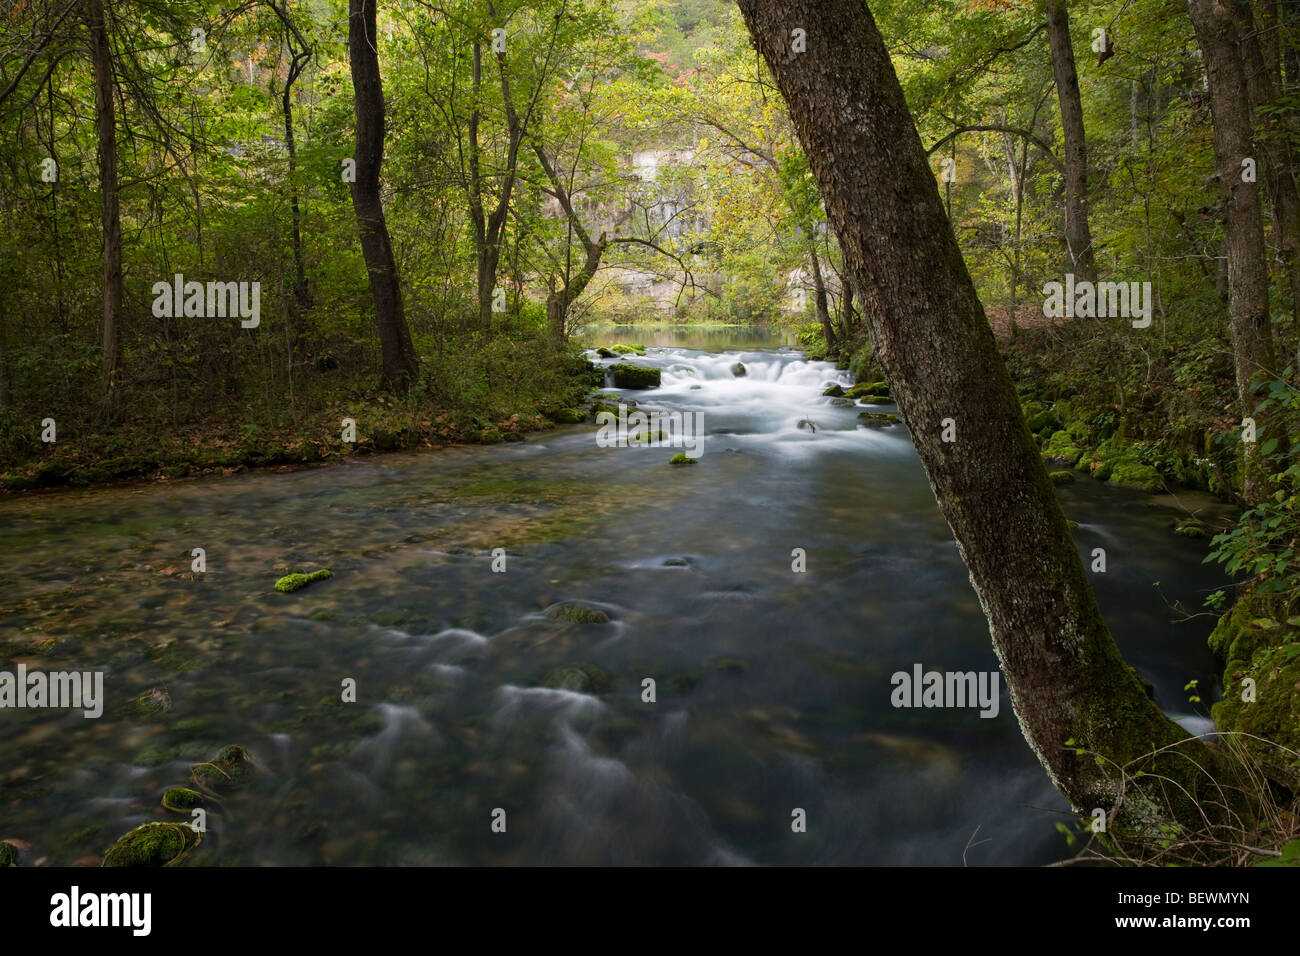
top-left (1109, 461), bottom-right (1162, 492)
top-left (857, 396), bottom-right (892, 405)
top-left (669, 453), bottom-right (697, 464)
top-left (609, 343), bottom-right (646, 355)
top-left (544, 602), bottom-right (611, 624)
top-left (0, 842), bottom-right (16, 866)
top-left (610, 364), bottom-right (661, 389)
top-left (102, 822), bottom-right (200, 868)
top-left (822, 384), bottom-right (844, 397)
top-left (479, 426), bottom-right (504, 444)
top-left (828, 398), bottom-right (854, 407)
top-left (1048, 470), bottom-right (1076, 485)
top-left (118, 688), bottom-right (171, 719)
top-left (190, 744), bottom-right (258, 792)
top-left (858, 412), bottom-right (901, 428)
top-left (1043, 430), bottom-right (1082, 466)
top-left (846, 381), bottom-right (889, 399)
top-left (596, 347), bottom-right (617, 358)
top-left (540, 663), bottom-right (612, 694)
top-left (731, 362), bottom-right (747, 377)
top-left (161, 787), bottom-right (206, 813)
top-left (1174, 517), bottom-right (1207, 538)
top-left (274, 569), bottom-right (332, 593)
top-left (1025, 408), bottom-right (1062, 434)
top-left (1208, 600), bottom-right (1300, 785)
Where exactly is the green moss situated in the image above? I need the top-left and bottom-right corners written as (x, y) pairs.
top-left (1043, 430), bottom-right (1082, 466)
top-left (822, 384), bottom-right (845, 397)
top-left (610, 364), bottom-right (661, 389)
top-left (274, 569), bottom-right (333, 593)
top-left (609, 343), bottom-right (646, 355)
top-left (161, 787), bottom-right (204, 812)
top-left (548, 407), bottom-right (587, 425)
top-left (544, 602), bottom-right (611, 624)
top-left (669, 453), bottom-right (697, 464)
top-left (1109, 461), bottom-right (1161, 492)
top-left (479, 426), bottom-right (504, 444)
top-left (1174, 517), bottom-right (1207, 537)
top-left (102, 822), bottom-right (199, 868)
top-left (541, 663), bottom-right (612, 693)
top-left (1048, 470), bottom-right (1076, 485)
top-left (846, 381), bottom-right (889, 399)
top-left (730, 362), bottom-right (747, 377)
top-left (858, 412), bottom-right (902, 428)
top-left (0, 842), bottom-right (16, 866)
top-left (857, 396), bottom-right (892, 405)
top-left (190, 743), bottom-right (258, 792)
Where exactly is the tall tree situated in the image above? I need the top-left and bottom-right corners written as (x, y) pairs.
top-left (1188, 0), bottom-right (1286, 504)
top-left (85, 0), bottom-right (122, 410)
top-left (1044, 0), bottom-right (1097, 283)
top-left (733, 0), bottom-right (1232, 838)
top-left (348, 0), bottom-right (419, 391)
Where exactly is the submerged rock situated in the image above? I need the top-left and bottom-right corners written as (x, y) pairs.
top-left (541, 663), bottom-right (612, 694)
top-left (857, 412), bottom-right (901, 428)
top-left (274, 569), bottom-right (332, 593)
top-left (1048, 470), bottom-right (1075, 485)
top-left (191, 744), bottom-right (259, 792)
top-left (544, 603), bottom-right (611, 624)
top-left (822, 384), bottom-right (844, 397)
top-left (161, 787), bottom-right (206, 813)
top-left (102, 822), bottom-right (200, 868)
top-left (828, 398), bottom-right (854, 407)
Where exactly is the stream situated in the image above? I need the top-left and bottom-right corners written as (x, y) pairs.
top-left (0, 332), bottom-right (1228, 866)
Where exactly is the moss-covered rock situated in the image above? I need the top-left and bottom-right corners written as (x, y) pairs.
top-left (190, 744), bottom-right (258, 792)
top-left (669, 453), bottom-right (697, 464)
top-left (544, 602), bottom-right (611, 624)
top-left (0, 842), bottom-right (16, 866)
top-left (1109, 461), bottom-right (1162, 492)
top-left (161, 787), bottom-right (206, 813)
top-left (548, 407), bottom-right (587, 425)
top-left (1208, 598), bottom-right (1300, 786)
top-left (118, 688), bottom-right (171, 719)
top-left (822, 384), bottom-right (844, 397)
top-left (846, 381), bottom-right (889, 399)
top-left (596, 347), bottom-right (617, 358)
top-left (858, 412), bottom-right (902, 428)
top-left (479, 426), bottom-right (504, 444)
top-left (102, 822), bottom-right (200, 868)
top-left (1048, 470), bottom-right (1076, 485)
top-left (610, 364), bottom-right (661, 389)
top-left (540, 663), bottom-right (612, 694)
top-left (609, 343), bottom-right (646, 355)
top-left (1043, 430), bottom-right (1082, 466)
top-left (1174, 517), bottom-right (1207, 538)
top-left (274, 569), bottom-right (332, 593)
top-left (857, 396), bottom-right (892, 405)
top-left (730, 362), bottom-right (747, 377)
top-left (828, 397), bottom-right (854, 407)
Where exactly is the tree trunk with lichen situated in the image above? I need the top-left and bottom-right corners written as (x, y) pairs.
top-left (735, 0), bottom-right (1239, 840)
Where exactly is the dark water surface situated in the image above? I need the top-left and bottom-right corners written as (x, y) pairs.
top-left (0, 338), bottom-right (1226, 865)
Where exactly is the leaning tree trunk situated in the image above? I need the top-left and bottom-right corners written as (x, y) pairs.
top-left (1045, 0), bottom-right (1097, 283)
top-left (735, 0), bottom-right (1232, 837)
top-left (348, 0), bottom-right (418, 392)
top-left (1189, 0), bottom-right (1286, 504)
top-left (86, 0), bottom-right (121, 411)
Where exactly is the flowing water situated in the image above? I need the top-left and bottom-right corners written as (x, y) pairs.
top-left (0, 334), bottom-right (1229, 866)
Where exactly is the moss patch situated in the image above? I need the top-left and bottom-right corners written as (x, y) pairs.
top-left (274, 569), bottom-right (333, 593)
top-left (102, 822), bottom-right (200, 867)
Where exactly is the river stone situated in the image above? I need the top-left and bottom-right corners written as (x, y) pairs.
top-left (858, 412), bottom-right (901, 428)
top-left (731, 363), bottom-right (747, 377)
top-left (609, 364), bottom-right (660, 389)
top-left (102, 822), bottom-right (201, 868)
top-left (822, 384), bottom-right (844, 396)
top-left (541, 663), bottom-right (612, 693)
top-left (191, 744), bottom-right (258, 792)
top-left (544, 602), bottom-right (611, 624)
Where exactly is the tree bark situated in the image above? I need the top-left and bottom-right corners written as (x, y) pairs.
top-left (1189, 0), bottom-right (1285, 504)
top-left (86, 0), bottom-right (121, 410)
top-left (348, 0), bottom-right (418, 392)
top-left (1045, 0), bottom-right (1097, 283)
top-left (734, 0), bottom-right (1230, 836)
top-left (271, 0), bottom-right (313, 351)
